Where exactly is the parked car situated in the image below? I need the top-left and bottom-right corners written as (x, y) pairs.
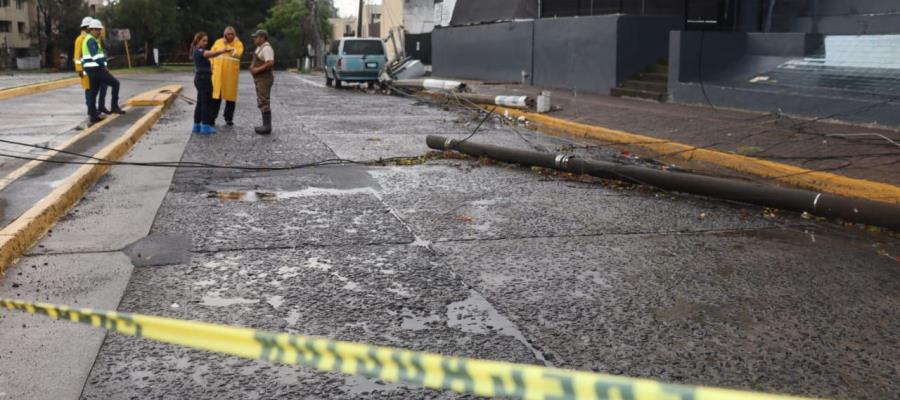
top-left (324, 38), bottom-right (387, 88)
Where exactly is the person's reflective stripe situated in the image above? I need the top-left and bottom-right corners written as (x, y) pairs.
top-left (81, 34), bottom-right (105, 69)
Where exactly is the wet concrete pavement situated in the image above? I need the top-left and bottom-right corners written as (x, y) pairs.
top-left (0, 74), bottom-right (195, 400)
top-left (0, 72), bottom-right (72, 89)
top-left (0, 72), bottom-right (189, 179)
top-left (1, 72), bottom-right (898, 400)
top-left (0, 108), bottom-right (150, 226)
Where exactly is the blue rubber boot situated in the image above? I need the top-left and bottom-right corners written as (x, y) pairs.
top-left (200, 124), bottom-right (217, 135)
top-left (192, 123), bottom-right (201, 133)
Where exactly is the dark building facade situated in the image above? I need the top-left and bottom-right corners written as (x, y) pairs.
top-left (432, 0), bottom-right (900, 126)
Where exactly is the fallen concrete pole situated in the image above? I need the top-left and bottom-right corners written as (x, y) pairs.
top-left (426, 135), bottom-right (900, 231)
top-left (452, 93), bottom-right (533, 109)
top-left (391, 79), bottom-right (467, 92)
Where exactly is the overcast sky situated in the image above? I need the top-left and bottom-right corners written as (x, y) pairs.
top-left (333, 0), bottom-right (381, 18)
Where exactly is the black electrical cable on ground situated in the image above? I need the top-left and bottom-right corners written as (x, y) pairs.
top-left (383, 81), bottom-right (540, 150)
top-left (697, 29), bottom-right (717, 111)
top-left (386, 79), bottom-right (900, 185)
top-left (693, 26), bottom-right (900, 152)
top-left (0, 81), bottom-right (502, 173)
top-left (458, 106), bottom-right (497, 144)
top-left (0, 137), bottom-right (436, 171)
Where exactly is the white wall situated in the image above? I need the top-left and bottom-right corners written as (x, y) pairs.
top-left (404, 0), bottom-right (435, 34)
top-left (434, 0), bottom-right (457, 27)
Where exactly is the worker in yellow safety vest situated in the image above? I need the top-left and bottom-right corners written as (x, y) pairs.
top-left (82, 19), bottom-right (125, 125)
top-left (210, 26), bottom-right (244, 126)
top-left (74, 17), bottom-right (95, 121)
top-left (74, 17), bottom-right (111, 120)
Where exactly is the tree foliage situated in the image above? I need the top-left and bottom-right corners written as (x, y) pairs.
top-left (99, 0), bottom-right (278, 62)
top-left (31, 0), bottom-right (90, 68)
top-left (100, 0), bottom-right (176, 63)
top-left (171, 0), bottom-right (277, 57)
top-left (96, 0), bottom-right (333, 66)
top-left (260, 0), bottom-right (333, 68)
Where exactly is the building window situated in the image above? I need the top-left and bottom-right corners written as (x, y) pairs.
top-left (18, 22), bottom-right (25, 35)
top-left (0, 21), bottom-right (10, 33)
top-left (16, 0), bottom-right (23, 9)
top-left (0, 0), bottom-right (9, 8)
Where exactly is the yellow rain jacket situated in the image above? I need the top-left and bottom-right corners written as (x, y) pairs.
top-left (211, 37), bottom-right (244, 102)
top-left (74, 32), bottom-right (90, 89)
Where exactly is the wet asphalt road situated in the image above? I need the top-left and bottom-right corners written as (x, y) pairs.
top-left (19, 72), bottom-right (897, 399)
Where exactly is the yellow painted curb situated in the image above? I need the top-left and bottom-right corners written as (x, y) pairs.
top-left (0, 85), bottom-right (183, 275)
top-left (128, 84), bottom-right (183, 107)
top-left (0, 78), bottom-right (80, 101)
top-left (494, 106), bottom-right (900, 205)
top-left (0, 69), bottom-right (147, 101)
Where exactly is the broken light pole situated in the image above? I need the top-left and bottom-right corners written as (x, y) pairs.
top-left (426, 136), bottom-right (900, 231)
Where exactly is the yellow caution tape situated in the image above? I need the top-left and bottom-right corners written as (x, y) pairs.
top-left (1, 298), bottom-right (817, 400)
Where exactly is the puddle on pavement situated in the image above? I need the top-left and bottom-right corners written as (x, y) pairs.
top-left (742, 226), bottom-right (900, 263)
top-left (342, 374), bottom-right (403, 396)
top-left (409, 237), bottom-right (432, 248)
top-left (265, 295), bottom-right (284, 309)
top-left (284, 309), bottom-right (301, 326)
top-left (398, 289), bottom-right (553, 366)
top-left (400, 309), bottom-right (442, 331)
top-left (201, 289), bottom-right (259, 307)
top-left (447, 290), bottom-right (553, 366)
top-left (208, 187), bottom-right (379, 202)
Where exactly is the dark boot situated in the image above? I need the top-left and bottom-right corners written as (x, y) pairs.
top-left (255, 111), bottom-right (272, 135)
top-left (110, 106), bottom-right (127, 114)
top-left (89, 115), bottom-right (106, 126)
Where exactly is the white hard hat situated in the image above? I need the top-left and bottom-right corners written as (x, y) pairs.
top-left (88, 19), bottom-right (103, 30)
top-left (81, 17), bottom-right (94, 28)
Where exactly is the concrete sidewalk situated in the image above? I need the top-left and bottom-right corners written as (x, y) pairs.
top-left (460, 82), bottom-right (900, 189)
top-left (0, 72), bottom-right (73, 90)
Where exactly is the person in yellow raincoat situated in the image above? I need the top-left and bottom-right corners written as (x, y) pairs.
top-left (210, 26), bottom-right (244, 126)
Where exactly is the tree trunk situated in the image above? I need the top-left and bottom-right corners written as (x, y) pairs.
top-left (43, 14), bottom-right (54, 68)
top-left (310, 0), bottom-right (323, 68)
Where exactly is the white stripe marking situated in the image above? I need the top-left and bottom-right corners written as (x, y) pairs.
top-left (293, 74), bottom-right (327, 88)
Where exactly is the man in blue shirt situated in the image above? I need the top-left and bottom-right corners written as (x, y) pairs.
top-left (81, 19), bottom-right (125, 124)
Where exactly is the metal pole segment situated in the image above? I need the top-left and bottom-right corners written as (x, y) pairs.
top-left (426, 136), bottom-right (900, 231)
top-left (357, 0), bottom-right (365, 37)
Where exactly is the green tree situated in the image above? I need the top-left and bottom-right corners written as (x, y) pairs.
top-left (259, 0), bottom-right (332, 68)
top-left (172, 0), bottom-right (276, 60)
top-left (100, 0), bottom-right (176, 64)
top-left (98, 0), bottom-right (327, 65)
top-left (31, 0), bottom-right (89, 68)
